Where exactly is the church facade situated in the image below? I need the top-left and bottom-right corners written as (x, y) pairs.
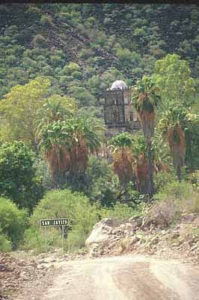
top-left (104, 80), bottom-right (140, 136)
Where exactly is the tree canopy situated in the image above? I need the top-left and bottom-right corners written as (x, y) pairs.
top-left (0, 141), bottom-right (44, 211)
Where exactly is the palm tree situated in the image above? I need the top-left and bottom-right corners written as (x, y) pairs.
top-left (158, 106), bottom-right (187, 181)
top-left (36, 96), bottom-right (75, 136)
top-left (109, 132), bottom-right (134, 186)
top-left (152, 131), bottom-right (170, 173)
top-left (38, 120), bottom-right (71, 184)
top-left (109, 132), bottom-right (169, 194)
top-left (132, 134), bottom-right (170, 194)
top-left (38, 115), bottom-right (105, 185)
top-left (158, 106), bottom-right (199, 180)
top-left (65, 115), bottom-right (105, 175)
top-left (132, 76), bottom-right (160, 197)
top-left (131, 135), bottom-right (149, 194)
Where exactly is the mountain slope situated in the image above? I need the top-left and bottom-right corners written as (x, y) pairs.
top-left (0, 3), bottom-right (199, 105)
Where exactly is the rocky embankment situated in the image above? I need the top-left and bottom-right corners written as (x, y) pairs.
top-left (0, 252), bottom-right (54, 300)
top-left (86, 213), bottom-right (199, 263)
top-left (0, 251), bottom-right (85, 300)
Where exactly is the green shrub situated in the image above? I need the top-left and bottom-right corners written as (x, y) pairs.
top-left (0, 197), bottom-right (28, 249)
top-left (62, 62), bottom-right (80, 75)
top-left (5, 54), bottom-right (17, 65)
top-left (50, 55), bottom-right (63, 66)
top-left (0, 226), bottom-right (12, 252)
top-left (32, 34), bottom-right (47, 48)
top-left (86, 156), bottom-right (119, 207)
top-left (69, 86), bottom-right (96, 106)
top-left (156, 181), bottom-right (193, 201)
top-left (23, 189), bottom-right (138, 253)
top-left (23, 226), bottom-right (64, 254)
top-left (116, 47), bottom-right (133, 65)
top-left (154, 171), bottom-right (176, 193)
top-left (72, 71), bottom-right (82, 80)
top-left (101, 202), bottom-right (136, 220)
top-left (40, 15), bottom-right (53, 27)
top-left (23, 189), bottom-right (100, 253)
top-left (78, 48), bottom-right (94, 59)
top-left (188, 170), bottom-right (199, 191)
top-left (0, 141), bottom-right (44, 212)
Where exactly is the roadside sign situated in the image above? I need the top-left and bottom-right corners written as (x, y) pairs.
top-left (40, 218), bottom-right (68, 227)
top-left (40, 218), bottom-right (69, 253)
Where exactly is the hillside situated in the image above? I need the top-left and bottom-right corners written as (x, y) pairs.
top-left (1, 3), bottom-right (199, 104)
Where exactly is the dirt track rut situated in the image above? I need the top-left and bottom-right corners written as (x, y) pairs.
top-left (37, 255), bottom-right (199, 300)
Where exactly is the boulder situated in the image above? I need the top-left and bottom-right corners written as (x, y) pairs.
top-left (85, 218), bottom-right (113, 247)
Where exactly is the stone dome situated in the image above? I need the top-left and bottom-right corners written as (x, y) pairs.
top-left (110, 80), bottom-right (127, 90)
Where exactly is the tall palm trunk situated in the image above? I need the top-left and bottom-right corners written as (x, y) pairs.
top-left (168, 125), bottom-right (185, 182)
top-left (147, 139), bottom-right (154, 197)
top-left (138, 95), bottom-right (155, 197)
top-left (134, 154), bottom-right (149, 194)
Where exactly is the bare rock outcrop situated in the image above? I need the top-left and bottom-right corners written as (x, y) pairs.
top-left (85, 214), bottom-right (199, 263)
top-left (85, 217), bottom-right (142, 257)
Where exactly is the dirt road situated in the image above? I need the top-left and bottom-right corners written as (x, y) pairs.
top-left (17, 255), bottom-right (199, 300)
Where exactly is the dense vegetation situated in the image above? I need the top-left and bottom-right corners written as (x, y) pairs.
top-left (1, 4), bottom-right (199, 101)
top-left (0, 4), bottom-right (199, 253)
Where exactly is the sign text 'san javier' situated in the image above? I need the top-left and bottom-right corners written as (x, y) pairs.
top-left (40, 218), bottom-right (68, 227)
